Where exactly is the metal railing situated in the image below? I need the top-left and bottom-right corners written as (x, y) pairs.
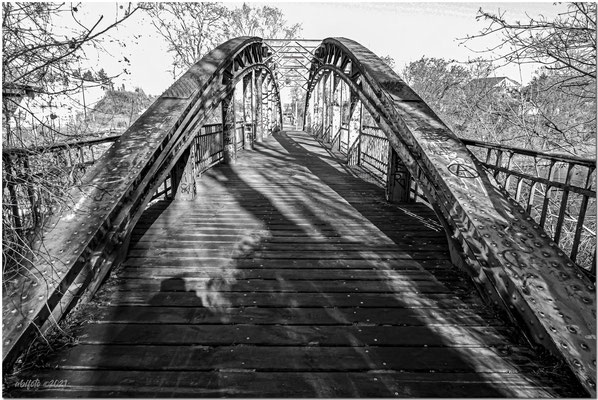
top-left (358, 125), bottom-right (389, 184)
top-left (194, 123), bottom-right (224, 173)
top-left (2, 121), bottom-right (230, 272)
top-left (339, 125), bottom-right (349, 155)
top-left (308, 121), bottom-right (596, 274)
top-left (347, 125), bottom-right (427, 203)
top-left (2, 135), bottom-right (121, 237)
top-left (462, 138), bottom-right (597, 275)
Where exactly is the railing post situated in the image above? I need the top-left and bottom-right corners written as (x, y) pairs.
top-left (358, 102), bottom-right (363, 166)
top-left (243, 74), bottom-right (253, 150)
top-left (327, 71), bottom-right (337, 144)
top-left (173, 145), bottom-right (196, 200)
top-left (261, 74), bottom-right (270, 137)
top-left (321, 73), bottom-right (329, 141)
top-left (3, 153), bottom-right (23, 234)
top-left (221, 89), bottom-right (237, 164)
top-left (385, 147), bottom-right (412, 203)
top-left (267, 78), bottom-right (273, 135)
top-left (347, 93), bottom-right (361, 166)
top-left (255, 70), bottom-right (264, 143)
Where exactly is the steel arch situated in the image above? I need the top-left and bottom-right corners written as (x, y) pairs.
top-left (2, 37), bottom-right (283, 368)
top-left (303, 37), bottom-right (596, 396)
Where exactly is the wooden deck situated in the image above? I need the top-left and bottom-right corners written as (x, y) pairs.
top-left (8, 130), bottom-right (584, 397)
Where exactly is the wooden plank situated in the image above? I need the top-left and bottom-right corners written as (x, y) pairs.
top-left (91, 306), bottom-right (503, 326)
top-left (122, 258), bottom-right (451, 270)
top-left (96, 291), bottom-right (478, 309)
top-left (35, 344), bottom-right (540, 372)
top-left (113, 278), bottom-right (450, 293)
top-left (131, 232), bottom-right (447, 241)
top-left (8, 370), bottom-right (571, 398)
top-left (125, 249), bottom-right (451, 260)
top-left (130, 241), bottom-right (450, 252)
top-left (133, 221), bottom-right (444, 229)
top-left (77, 323), bottom-right (515, 347)
top-left (115, 267), bottom-right (457, 281)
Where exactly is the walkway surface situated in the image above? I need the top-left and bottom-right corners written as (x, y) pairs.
top-left (9, 130), bottom-right (583, 397)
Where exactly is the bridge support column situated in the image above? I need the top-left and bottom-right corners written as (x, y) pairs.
top-left (261, 74), bottom-right (270, 136)
top-left (243, 74), bottom-right (254, 150)
top-left (310, 78), bottom-right (320, 135)
top-left (320, 73), bottom-right (329, 141)
top-left (266, 79), bottom-right (273, 134)
top-left (222, 89), bottom-right (237, 164)
top-left (385, 148), bottom-right (412, 203)
top-left (172, 146), bottom-right (197, 200)
top-left (331, 75), bottom-right (341, 150)
top-left (310, 89), bottom-right (317, 132)
top-left (255, 71), bottom-right (263, 143)
top-left (347, 96), bottom-right (361, 166)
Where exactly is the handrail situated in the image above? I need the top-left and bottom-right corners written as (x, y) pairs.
top-left (3, 134), bottom-right (122, 155)
top-left (460, 138), bottom-right (597, 168)
top-left (461, 138), bottom-right (596, 275)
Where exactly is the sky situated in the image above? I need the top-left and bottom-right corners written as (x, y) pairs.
top-left (74, 2), bottom-right (566, 99)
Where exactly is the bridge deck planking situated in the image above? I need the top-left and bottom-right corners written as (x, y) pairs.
top-left (9, 130), bottom-right (583, 397)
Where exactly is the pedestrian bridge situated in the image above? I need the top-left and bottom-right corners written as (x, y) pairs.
top-left (3, 37), bottom-right (596, 397)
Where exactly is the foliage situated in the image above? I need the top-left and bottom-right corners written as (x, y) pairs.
top-left (144, 2), bottom-right (230, 79)
top-left (145, 2), bottom-right (302, 78)
top-left (226, 3), bottom-right (301, 39)
top-left (380, 55), bottom-right (396, 70)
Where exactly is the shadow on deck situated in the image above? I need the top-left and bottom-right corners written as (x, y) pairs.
top-left (7, 130), bottom-right (585, 397)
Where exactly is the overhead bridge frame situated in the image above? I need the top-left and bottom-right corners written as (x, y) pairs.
top-left (2, 36), bottom-right (595, 396)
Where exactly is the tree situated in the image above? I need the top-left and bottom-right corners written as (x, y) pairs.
top-left (380, 55), bottom-right (396, 70)
top-left (225, 3), bottom-right (301, 39)
top-left (146, 3), bottom-right (303, 78)
top-left (459, 3), bottom-right (596, 156)
top-left (463, 3), bottom-right (595, 97)
top-left (401, 57), bottom-right (469, 119)
top-left (2, 2), bottom-right (141, 145)
top-left (144, 2), bottom-right (230, 79)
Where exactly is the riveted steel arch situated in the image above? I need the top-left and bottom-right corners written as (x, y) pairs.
top-left (2, 37), bottom-right (283, 368)
top-left (303, 37), bottom-right (596, 396)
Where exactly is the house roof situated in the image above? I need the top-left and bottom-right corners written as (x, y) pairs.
top-left (469, 76), bottom-right (521, 87)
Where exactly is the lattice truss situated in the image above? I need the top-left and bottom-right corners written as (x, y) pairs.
top-left (263, 39), bottom-right (321, 92)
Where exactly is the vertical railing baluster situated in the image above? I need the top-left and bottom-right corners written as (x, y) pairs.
top-left (553, 163), bottom-right (575, 245)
